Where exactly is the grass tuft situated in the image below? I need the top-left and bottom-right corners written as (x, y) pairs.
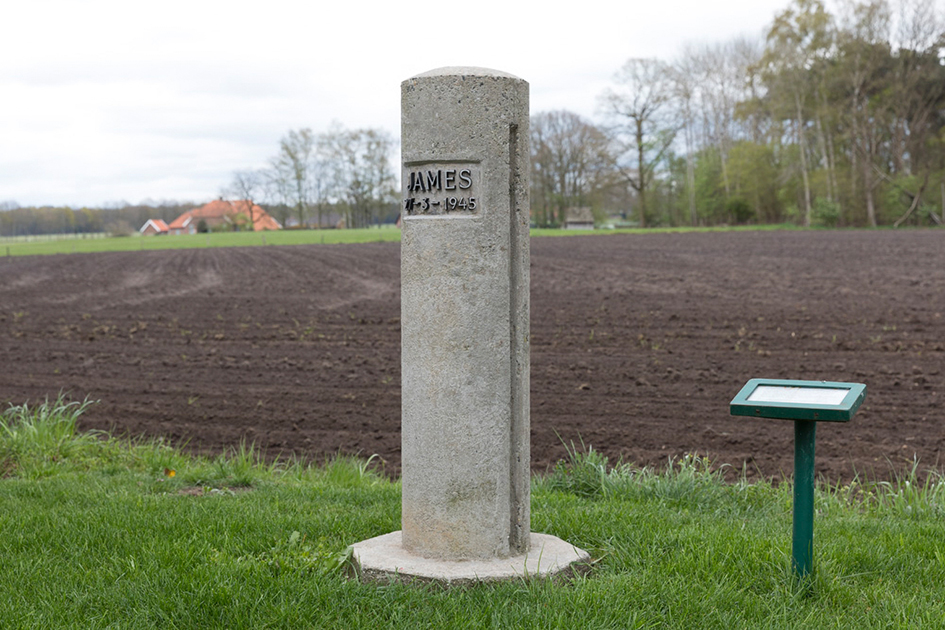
top-left (543, 437), bottom-right (615, 497)
top-left (541, 439), bottom-right (739, 511)
top-left (0, 394), bottom-right (98, 475)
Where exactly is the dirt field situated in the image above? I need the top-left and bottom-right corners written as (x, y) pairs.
top-left (2, 230), bottom-right (943, 482)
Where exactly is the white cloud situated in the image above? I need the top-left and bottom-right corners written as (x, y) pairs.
top-left (1, 0), bottom-right (795, 206)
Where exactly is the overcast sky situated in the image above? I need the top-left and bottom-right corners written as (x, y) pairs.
top-left (3, 0), bottom-right (798, 207)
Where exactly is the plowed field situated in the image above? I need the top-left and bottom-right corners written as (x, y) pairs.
top-left (2, 230), bottom-right (943, 481)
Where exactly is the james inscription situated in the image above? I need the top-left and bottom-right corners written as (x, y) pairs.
top-left (403, 164), bottom-right (479, 216)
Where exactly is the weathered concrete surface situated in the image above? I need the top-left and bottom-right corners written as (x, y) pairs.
top-left (399, 67), bottom-right (531, 560)
top-left (346, 67), bottom-right (589, 584)
top-left (350, 531), bottom-right (591, 586)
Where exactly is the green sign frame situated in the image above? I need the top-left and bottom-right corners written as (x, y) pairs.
top-left (730, 377), bottom-right (867, 582)
top-left (730, 378), bottom-right (866, 423)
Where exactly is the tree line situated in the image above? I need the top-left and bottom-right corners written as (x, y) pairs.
top-left (4, 0), bottom-right (942, 236)
top-left (0, 122), bottom-right (400, 238)
top-left (532, 0), bottom-right (945, 228)
top-left (0, 200), bottom-right (198, 238)
top-left (223, 123), bottom-right (399, 230)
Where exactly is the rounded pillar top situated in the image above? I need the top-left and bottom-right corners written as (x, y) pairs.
top-left (408, 66), bottom-right (524, 81)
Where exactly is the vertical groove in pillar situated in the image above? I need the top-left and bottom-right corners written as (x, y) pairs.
top-left (508, 121), bottom-right (529, 554)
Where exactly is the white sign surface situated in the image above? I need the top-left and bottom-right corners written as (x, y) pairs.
top-left (746, 385), bottom-right (849, 406)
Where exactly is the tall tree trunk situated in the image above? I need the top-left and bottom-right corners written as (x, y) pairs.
top-left (850, 88), bottom-right (862, 225)
top-left (827, 130), bottom-right (841, 216)
top-left (719, 143), bottom-right (731, 197)
top-left (683, 106), bottom-right (697, 225)
top-left (814, 112), bottom-right (832, 202)
top-left (863, 126), bottom-right (878, 228)
top-left (822, 89), bottom-right (841, 217)
top-left (892, 119), bottom-right (906, 174)
top-left (794, 92), bottom-right (813, 227)
top-left (295, 177), bottom-right (305, 228)
top-left (686, 148), bottom-right (697, 225)
top-left (865, 185), bottom-right (876, 227)
top-left (636, 118), bottom-right (647, 228)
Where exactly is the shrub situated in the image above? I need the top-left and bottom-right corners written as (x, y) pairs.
top-left (726, 197), bottom-right (754, 224)
top-left (106, 220), bottom-right (134, 237)
top-left (812, 198), bottom-right (840, 228)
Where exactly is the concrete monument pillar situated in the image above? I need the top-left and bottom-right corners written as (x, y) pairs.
top-left (351, 67), bottom-right (589, 585)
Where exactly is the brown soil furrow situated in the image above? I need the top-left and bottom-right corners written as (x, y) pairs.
top-left (1, 231), bottom-right (943, 482)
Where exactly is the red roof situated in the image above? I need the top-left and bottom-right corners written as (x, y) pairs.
top-left (168, 200), bottom-right (281, 232)
top-left (139, 218), bottom-right (169, 233)
top-left (167, 213), bottom-right (192, 230)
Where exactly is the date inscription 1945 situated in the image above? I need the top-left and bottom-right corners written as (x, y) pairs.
top-left (403, 165), bottom-right (478, 216)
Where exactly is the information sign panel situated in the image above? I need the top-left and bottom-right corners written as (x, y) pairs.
top-left (730, 378), bottom-right (866, 422)
top-left (730, 377), bottom-right (867, 579)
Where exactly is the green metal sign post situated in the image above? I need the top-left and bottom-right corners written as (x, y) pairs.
top-left (730, 379), bottom-right (866, 580)
top-left (792, 420), bottom-right (816, 577)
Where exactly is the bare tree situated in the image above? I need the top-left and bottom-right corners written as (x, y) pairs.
top-left (309, 149), bottom-right (332, 228)
top-left (600, 58), bottom-right (678, 227)
top-left (271, 128), bottom-right (316, 228)
top-left (222, 169), bottom-right (264, 230)
top-left (761, 0), bottom-right (834, 226)
top-left (319, 124), bottom-right (397, 228)
top-left (669, 49), bottom-right (700, 226)
top-left (837, 0), bottom-right (893, 226)
top-left (892, 0), bottom-right (944, 175)
top-left (262, 163), bottom-right (293, 228)
top-left (530, 110), bottom-right (618, 227)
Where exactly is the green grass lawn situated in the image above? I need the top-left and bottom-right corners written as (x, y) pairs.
top-left (1, 399), bottom-right (944, 628)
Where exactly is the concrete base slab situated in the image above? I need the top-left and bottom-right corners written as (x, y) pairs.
top-left (349, 531), bottom-right (591, 586)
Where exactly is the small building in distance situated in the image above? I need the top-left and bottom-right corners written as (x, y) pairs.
top-left (564, 207), bottom-right (595, 230)
top-left (139, 219), bottom-right (169, 236)
top-left (167, 199), bottom-right (282, 235)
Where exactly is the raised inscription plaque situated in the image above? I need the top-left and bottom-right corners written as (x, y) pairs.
top-left (402, 163), bottom-right (480, 216)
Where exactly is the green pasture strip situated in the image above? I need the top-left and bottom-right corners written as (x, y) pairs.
top-left (530, 223), bottom-right (803, 238)
top-left (0, 227), bottom-right (403, 257)
top-left (0, 224), bottom-right (820, 258)
top-left (2, 401), bottom-right (945, 627)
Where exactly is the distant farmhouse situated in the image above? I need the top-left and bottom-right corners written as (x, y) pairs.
top-left (139, 219), bottom-right (169, 236)
top-left (140, 199), bottom-right (282, 235)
